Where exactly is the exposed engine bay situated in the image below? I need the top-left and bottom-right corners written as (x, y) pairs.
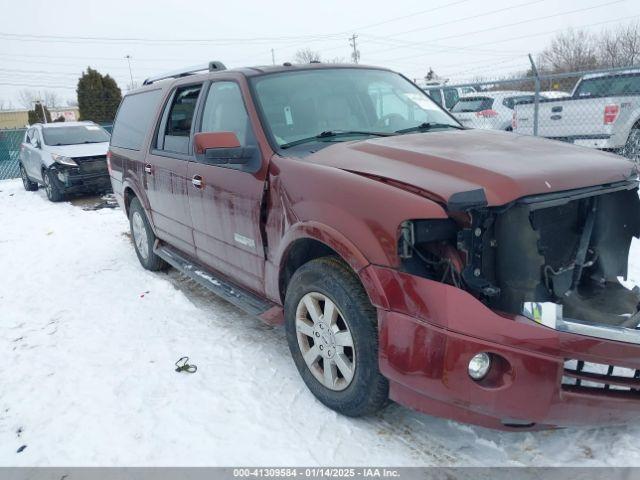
top-left (399, 180), bottom-right (640, 332)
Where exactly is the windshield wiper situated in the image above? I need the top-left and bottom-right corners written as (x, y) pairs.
top-left (280, 130), bottom-right (395, 149)
top-left (395, 122), bottom-right (465, 134)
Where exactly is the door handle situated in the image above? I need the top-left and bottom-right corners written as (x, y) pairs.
top-left (144, 164), bottom-right (152, 174)
top-left (192, 175), bottom-right (203, 189)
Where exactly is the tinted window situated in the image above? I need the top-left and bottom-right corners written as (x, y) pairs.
top-left (502, 95), bottom-right (534, 109)
top-left (42, 125), bottom-right (110, 146)
top-left (427, 89), bottom-right (443, 106)
top-left (443, 88), bottom-right (459, 109)
top-left (451, 97), bottom-right (494, 113)
top-left (159, 84), bottom-right (202, 154)
top-left (201, 82), bottom-right (254, 146)
top-left (111, 89), bottom-right (162, 150)
top-left (574, 74), bottom-right (640, 97)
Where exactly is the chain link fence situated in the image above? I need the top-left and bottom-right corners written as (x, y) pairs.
top-left (425, 65), bottom-right (640, 163)
top-left (0, 122), bottom-right (113, 181)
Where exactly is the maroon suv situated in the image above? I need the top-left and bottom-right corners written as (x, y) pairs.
top-left (109, 62), bottom-right (640, 430)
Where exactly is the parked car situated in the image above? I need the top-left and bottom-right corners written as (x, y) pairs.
top-left (423, 85), bottom-right (476, 110)
top-left (110, 61), bottom-right (640, 430)
top-left (450, 91), bottom-right (539, 130)
top-left (513, 69), bottom-right (640, 161)
top-left (19, 121), bottom-right (111, 201)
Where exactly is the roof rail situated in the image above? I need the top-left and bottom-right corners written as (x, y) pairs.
top-left (142, 61), bottom-right (227, 85)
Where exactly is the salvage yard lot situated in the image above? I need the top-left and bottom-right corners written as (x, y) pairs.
top-left (1, 177), bottom-right (640, 467)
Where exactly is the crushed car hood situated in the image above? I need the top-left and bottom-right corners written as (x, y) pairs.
top-left (44, 142), bottom-right (109, 158)
top-left (305, 129), bottom-right (637, 207)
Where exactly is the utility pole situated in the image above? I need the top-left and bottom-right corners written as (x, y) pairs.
top-left (271, 48), bottom-right (275, 65)
top-left (125, 55), bottom-right (134, 90)
top-left (349, 34), bottom-right (360, 64)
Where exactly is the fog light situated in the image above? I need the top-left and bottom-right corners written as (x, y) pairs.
top-left (468, 352), bottom-right (491, 380)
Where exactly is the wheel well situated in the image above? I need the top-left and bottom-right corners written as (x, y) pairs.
top-left (279, 238), bottom-right (339, 302)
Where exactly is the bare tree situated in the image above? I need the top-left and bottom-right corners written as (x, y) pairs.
top-left (17, 89), bottom-right (62, 109)
top-left (326, 56), bottom-right (346, 64)
top-left (294, 48), bottom-right (321, 64)
top-left (538, 29), bottom-right (599, 73)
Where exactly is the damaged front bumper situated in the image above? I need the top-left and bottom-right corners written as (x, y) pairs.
top-left (367, 265), bottom-right (640, 430)
top-left (49, 159), bottom-right (111, 193)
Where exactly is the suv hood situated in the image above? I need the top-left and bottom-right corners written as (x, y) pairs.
top-left (305, 129), bottom-right (637, 207)
top-left (44, 142), bottom-right (109, 158)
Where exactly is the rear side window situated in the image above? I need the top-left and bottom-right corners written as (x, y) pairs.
top-left (111, 89), bottom-right (162, 150)
top-left (427, 89), bottom-right (443, 106)
top-left (157, 84), bottom-right (202, 155)
top-left (451, 97), bottom-right (494, 113)
top-left (574, 74), bottom-right (640, 97)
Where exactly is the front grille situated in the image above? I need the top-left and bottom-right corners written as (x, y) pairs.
top-left (562, 359), bottom-right (640, 394)
top-left (73, 155), bottom-right (108, 175)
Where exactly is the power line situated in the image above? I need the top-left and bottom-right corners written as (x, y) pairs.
top-left (363, 0), bottom-right (628, 61)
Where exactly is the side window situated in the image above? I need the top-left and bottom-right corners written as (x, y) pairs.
top-left (200, 82), bottom-right (255, 146)
top-left (25, 128), bottom-right (33, 144)
top-left (431, 89), bottom-right (444, 106)
top-left (31, 129), bottom-right (41, 147)
top-left (443, 88), bottom-right (459, 109)
top-left (111, 89), bottom-right (162, 151)
top-left (158, 84), bottom-right (202, 154)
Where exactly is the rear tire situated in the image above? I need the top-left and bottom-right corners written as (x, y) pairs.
top-left (43, 169), bottom-right (63, 202)
top-left (20, 164), bottom-right (38, 191)
top-left (128, 197), bottom-right (167, 271)
top-left (285, 256), bottom-right (389, 417)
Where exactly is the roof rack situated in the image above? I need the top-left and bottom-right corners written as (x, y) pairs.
top-left (142, 61), bottom-right (226, 85)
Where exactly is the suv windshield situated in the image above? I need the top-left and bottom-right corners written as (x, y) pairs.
top-left (42, 125), bottom-right (110, 146)
top-left (574, 73), bottom-right (640, 98)
top-left (250, 68), bottom-right (459, 147)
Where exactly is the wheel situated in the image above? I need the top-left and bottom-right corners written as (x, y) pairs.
top-left (128, 197), bottom-right (167, 271)
top-left (623, 127), bottom-right (640, 163)
top-left (42, 169), bottom-right (64, 202)
top-left (19, 164), bottom-right (38, 191)
top-left (285, 256), bottom-right (389, 417)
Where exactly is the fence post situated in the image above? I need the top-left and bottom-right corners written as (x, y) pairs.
top-left (528, 54), bottom-right (541, 137)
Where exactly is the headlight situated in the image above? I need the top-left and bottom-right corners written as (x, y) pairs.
top-left (51, 154), bottom-right (78, 166)
top-left (468, 352), bottom-right (491, 380)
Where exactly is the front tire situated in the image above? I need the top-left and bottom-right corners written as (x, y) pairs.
top-left (42, 169), bottom-right (64, 202)
top-left (128, 197), bottom-right (167, 271)
top-left (285, 256), bottom-right (389, 417)
top-left (20, 164), bottom-right (38, 191)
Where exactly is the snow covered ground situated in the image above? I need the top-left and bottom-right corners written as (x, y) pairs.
top-left (1, 177), bottom-right (640, 467)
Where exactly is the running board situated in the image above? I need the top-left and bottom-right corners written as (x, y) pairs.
top-left (154, 244), bottom-right (278, 319)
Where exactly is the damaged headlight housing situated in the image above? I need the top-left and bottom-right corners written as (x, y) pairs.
top-left (51, 154), bottom-right (78, 166)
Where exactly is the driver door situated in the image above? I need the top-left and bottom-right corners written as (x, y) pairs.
top-left (187, 80), bottom-right (267, 294)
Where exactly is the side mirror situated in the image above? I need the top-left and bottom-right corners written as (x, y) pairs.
top-left (194, 132), bottom-right (254, 165)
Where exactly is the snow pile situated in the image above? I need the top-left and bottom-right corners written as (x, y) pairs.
top-left (1, 178), bottom-right (640, 466)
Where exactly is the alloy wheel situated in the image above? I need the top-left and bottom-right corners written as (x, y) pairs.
top-left (43, 173), bottom-right (53, 199)
top-left (295, 292), bottom-right (356, 391)
top-left (131, 211), bottom-right (149, 260)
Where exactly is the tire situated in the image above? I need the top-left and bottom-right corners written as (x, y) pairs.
top-left (19, 164), bottom-right (38, 191)
top-left (128, 197), bottom-right (167, 271)
top-left (42, 168), bottom-right (64, 202)
top-left (623, 127), bottom-right (640, 163)
top-left (285, 256), bottom-right (389, 417)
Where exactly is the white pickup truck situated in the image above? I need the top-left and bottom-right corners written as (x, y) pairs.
top-left (513, 69), bottom-right (640, 161)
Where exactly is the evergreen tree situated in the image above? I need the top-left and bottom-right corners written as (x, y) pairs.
top-left (28, 102), bottom-right (51, 124)
top-left (76, 67), bottom-right (122, 123)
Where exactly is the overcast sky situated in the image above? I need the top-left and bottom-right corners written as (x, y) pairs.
top-left (0, 0), bottom-right (638, 108)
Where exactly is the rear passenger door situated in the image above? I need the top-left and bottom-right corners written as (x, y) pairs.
top-left (146, 84), bottom-right (203, 256)
top-left (187, 80), bottom-right (267, 294)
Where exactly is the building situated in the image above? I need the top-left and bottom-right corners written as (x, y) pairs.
top-left (0, 107), bottom-right (80, 129)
